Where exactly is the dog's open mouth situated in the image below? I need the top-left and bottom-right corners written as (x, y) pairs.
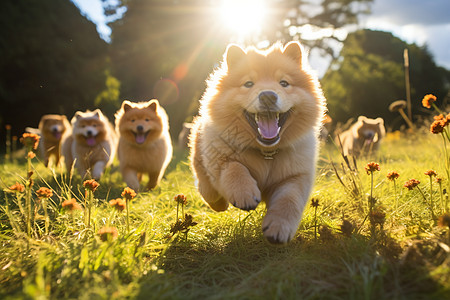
top-left (52, 131), bottom-right (62, 140)
top-left (245, 110), bottom-right (290, 147)
top-left (133, 131), bottom-right (150, 144)
top-left (86, 135), bottom-right (96, 147)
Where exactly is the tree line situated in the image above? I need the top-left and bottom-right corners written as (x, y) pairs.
top-left (0, 0), bottom-right (448, 147)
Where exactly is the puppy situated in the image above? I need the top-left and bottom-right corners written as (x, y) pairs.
top-left (189, 41), bottom-right (326, 243)
top-left (337, 116), bottom-right (386, 157)
top-left (37, 114), bottom-right (71, 167)
top-left (61, 109), bottom-right (117, 179)
top-left (115, 100), bottom-right (172, 191)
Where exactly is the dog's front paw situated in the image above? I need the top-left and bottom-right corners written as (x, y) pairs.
top-left (228, 185), bottom-right (261, 211)
top-left (262, 215), bottom-right (298, 244)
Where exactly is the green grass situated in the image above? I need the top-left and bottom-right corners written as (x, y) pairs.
top-left (1, 130), bottom-right (450, 300)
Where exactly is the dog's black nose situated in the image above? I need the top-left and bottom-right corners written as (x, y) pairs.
top-left (87, 130), bottom-right (93, 136)
top-left (137, 125), bottom-right (144, 132)
top-left (259, 91), bottom-right (278, 108)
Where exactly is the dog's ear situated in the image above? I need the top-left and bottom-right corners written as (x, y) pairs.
top-left (147, 99), bottom-right (158, 112)
top-left (283, 41), bottom-right (302, 66)
top-left (74, 111), bottom-right (83, 121)
top-left (375, 117), bottom-right (384, 125)
top-left (92, 109), bottom-right (102, 119)
top-left (225, 44), bottom-right (246, 70)
top-left (122, 100), bottom-right (133, 112)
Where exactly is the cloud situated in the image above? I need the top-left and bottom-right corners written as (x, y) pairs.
top-left (370, 0), bottom-right (450, 26)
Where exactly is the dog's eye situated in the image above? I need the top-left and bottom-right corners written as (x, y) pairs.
top-left (131, 119), bottom-right (135, 123)
top-left (93, 124), bottom-right (97, 127)
top-left (145, 118), bottom-right (150, 122)
top-left (243, 81), bottom-right (254, 88)
top-left (280, 80), bottom-right (289, 87)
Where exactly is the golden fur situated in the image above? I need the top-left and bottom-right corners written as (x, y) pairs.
top-left (337, 116), bottom-right (386, 157)
top-left (38, 114), bottom-right (71, 167)
top-left (189, 41), bottom-right (326, 243)
top-left (115, 100), bottom-right (172, 191)
top-left (61, 109), bottom-right (117, 179)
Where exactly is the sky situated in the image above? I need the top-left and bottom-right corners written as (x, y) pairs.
top-left (72, 0), bottom-right (450, 74)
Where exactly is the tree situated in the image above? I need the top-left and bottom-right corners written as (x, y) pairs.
top-left (321, 29), bottom-right (450, 128)
top-left (107, 0), bottom-right (374, 137)
top-left (0, 0), bottom-right (108, 142)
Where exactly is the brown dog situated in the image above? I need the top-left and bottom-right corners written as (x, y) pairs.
top-left (115, 100), bottom-right (173, 191)
top-left (189, 41), bottom-right (326, 243)
top-left (38, 114), bottom-right (71, 167)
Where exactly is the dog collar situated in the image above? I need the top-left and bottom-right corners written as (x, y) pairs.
top-left (260, 148), bottom-right (279, 160)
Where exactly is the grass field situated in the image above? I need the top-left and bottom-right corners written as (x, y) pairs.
top-left (1, 128), bottom-right (450, 299)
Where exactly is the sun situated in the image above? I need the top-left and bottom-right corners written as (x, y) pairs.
top-left (219, 0), bottom-right (267, 37)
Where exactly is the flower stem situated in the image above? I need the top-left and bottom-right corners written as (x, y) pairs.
top-left (126, 198), bottom-right (130, 233)
top-left (25, 155), bottom-right (32, 237)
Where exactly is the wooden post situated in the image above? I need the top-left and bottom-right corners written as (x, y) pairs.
top-left (404, 49), bottom-right (412, 122)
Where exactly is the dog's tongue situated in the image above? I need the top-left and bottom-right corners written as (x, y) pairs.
top-left (86, 136), bottom-right (96, 146)
top-left (257, 114), bottom-right (279, 140)
top-left (135, 133), bottom-right (146, 144)
top-left (53, 132), bottom-right (62, 140)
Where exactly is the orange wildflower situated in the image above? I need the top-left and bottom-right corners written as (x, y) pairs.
top-left (83, 179), bottom-right (99, 192)
top-left (386, 171), bottom-right (399, 181)
top-left (8, 182), bottom-right (25, 193)
top-left (5, 124), bottom-right (11, 130)
top-left (36, 187), bottom-right (53, 199)
top-left (98, 226), bottom-right (118, 241)
top-left (20, 133), bottom-right (40, 150)
top-left (422, 94), bottom-right (437, 109)
top-left (27, 151), bottom-right (36, 159)
top-left (62, 198), bottom-right (81, 211)
top-left (404, 179), bottom-right (420, 190)
top-left (424, 170), bottom-right (437, 177)
top-left (121, 187), bottom-right (136, 201)
top-left (430, 120), bottom-right (445, 134)
top-left (109, 198), bottom-right (126, 211)
top-left (174, 194), bottom-right (187, 205)
top-left (365, 162), bottom-right (380, 175)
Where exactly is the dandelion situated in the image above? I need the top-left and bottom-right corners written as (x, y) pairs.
top-left (98, 226), bottom-right (118, 242)
top-left (20, 133), bottom-right (40, 150)
top-left (36, 187), bottom-right (53, 234)
top-left (121, 187), bottom-right (136, 233)
top-left (387, 171), bottom-right (400, 210)
top-left (109, 198), bottom-right (126, 212)
top-left (62, 198), bottom-right (81, 211)
top-left (422, 94), bottom-right (437, 109)
top-left (7, 182), bottom-right (25, 193)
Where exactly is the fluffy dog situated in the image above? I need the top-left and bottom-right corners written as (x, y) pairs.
top-left (61, 109), bottom-right (117, 179)
top-left (115, 100), bottom-right (172, 191)
top-left (337, 116), bottom-right (386, 157)
top-left (37, 114), bottom-right (71, 167)
top-left (189, 42), bottom-right (326, 243)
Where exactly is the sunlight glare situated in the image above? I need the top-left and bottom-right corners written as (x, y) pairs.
top-left (219, 0), bottom-right (267, 36)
